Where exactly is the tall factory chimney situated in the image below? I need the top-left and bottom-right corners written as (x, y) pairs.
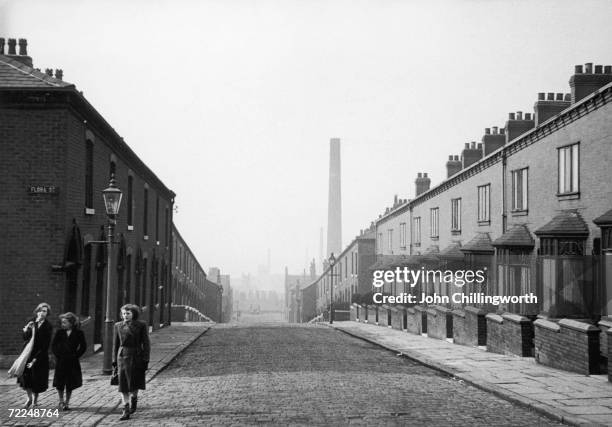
top-left (327, 138), bottom-right (342, 258)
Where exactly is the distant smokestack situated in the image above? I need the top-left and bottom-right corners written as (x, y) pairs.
top-left (327, 138), bottom-right (342, 258)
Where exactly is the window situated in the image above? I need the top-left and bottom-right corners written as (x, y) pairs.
top-left (512, 168), bottom-right (528, 211)
top-left (387, 229), bottom-right (393, 252)
top-left (478, 184), bottom-right (490, 223)
top-left (558, 143), bottom-right (579, 195)
top-left (413, 217), bottom-right (421, 246)
top-left (85, 140), bottom-right (94, 209)
top-left (155, 196), bottom-right (160, 242)
top-left (165, 207), bottom-right (169, 247)
top-left (399, 222), bottom-right (407, 248)
top-left (143, 187), bottom-right (149, 237)
top-left (496, 248), bottom-right (536, 315)
top-left (430, 208), bottom-right (439, 238)
top-left (451, 198), bottom-right (461, 232)
top-left (127, 176), bottom-right (133, 227)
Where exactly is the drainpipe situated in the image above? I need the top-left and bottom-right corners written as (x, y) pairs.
top-left (501, 150), bottom-right (507, 233)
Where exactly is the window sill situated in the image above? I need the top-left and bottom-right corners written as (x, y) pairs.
top-left (557, 192), bottom-right (580, 201)
top-left (84, 208), bottom-right (95, 215)
top-left (478, 220), bottom-right (491, 226)
top-left (511, 210), bottom-right (529, 217)
top-left (430, 236), bottom-right (439, 241)
top-left (143, 235), bottom-right (149, 241)
top-left (413, 243), bottom-right (421, 247)
top-left (127, 225), bottom-right (134, 231)
top-left (451, 230), bottom-right (461, 236)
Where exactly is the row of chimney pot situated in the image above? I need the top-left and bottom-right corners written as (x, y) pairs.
top-left (484, 127), bottom-right (505, 135)
top-left (575, 63), bottom-right (612, 74)
top-left (0, 38), bottom-right (28, 56)
top-left (537, 92), bottom-right (571, 101)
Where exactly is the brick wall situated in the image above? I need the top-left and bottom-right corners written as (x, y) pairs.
top-left (534, 319), bottom-right (600, 375)
top-left (598, 318), bottom-right (612, 358)
top-left (427, 305), bottom-right (453, 340)
top-left (405, 306), bottom-right (427, 335)
top-left (367, 305), bottom-right (378, 324)
top-left (486, 313), bottom-right (534, 356)
top-left (453, 306), bottom-right (487, 346)
top-left (390, 307), bottom-right (405, 330)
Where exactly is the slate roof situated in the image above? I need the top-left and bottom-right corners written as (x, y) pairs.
top-left (438, 242), bottom-right (464, 261)
top-left (461, 232), bottom-right (495, 253)
top-left (492, 225), bottom-right (535, 248)
top-left (593, 209), bottom-right (612, 226)
top-left (0, 54), bottom-right (73, 88)
top-left (535, 211), bottom-right (589, 236)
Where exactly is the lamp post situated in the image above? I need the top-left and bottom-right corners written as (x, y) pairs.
top-left (329, 253), bottom-right (336, 324)
top-left (101, 175), bottom-right (122, 374)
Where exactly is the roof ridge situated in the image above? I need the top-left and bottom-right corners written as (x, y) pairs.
top-left (0, 54), bottom-right (72, 88)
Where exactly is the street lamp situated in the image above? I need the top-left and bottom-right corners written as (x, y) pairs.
top-left (101, 175), bottom-right (122, 374)
top-left (329, 253), bottom-right (336, 324)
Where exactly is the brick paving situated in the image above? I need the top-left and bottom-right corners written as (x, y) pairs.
top-left (0, 323), bottom-right (210, 426)
top-left (92, 323), bottom-right (561, 426)
top-left (332, 321), bottom-right (612, 426)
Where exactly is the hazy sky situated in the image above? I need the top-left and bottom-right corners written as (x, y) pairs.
top-left (3, 0), bottom-right (612, 280)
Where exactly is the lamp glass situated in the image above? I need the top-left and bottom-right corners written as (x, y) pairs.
top-left (102, 187), bottom-right (122, 216)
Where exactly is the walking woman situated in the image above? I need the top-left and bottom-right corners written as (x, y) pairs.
top-left (18, 303), bottom-right (53, 408)
top-left (112, 304), bottom-right (150, 421)
top-left (51, 312), bottom-right (87, 410)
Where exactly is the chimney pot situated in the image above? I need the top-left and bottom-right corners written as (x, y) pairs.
top-left (54, 69), bottom-right (63, 80)
top-left (575, 65), bottom-right (583, 74)
top-left (423, 173), bottom-right (428, 178)
top-left (595, 65), bottom-right (603, 74)
top-left (471, 141), bottom-right (476, 149)
top-left (585, 63), bottom-right (593, 73)
top-left (477, 143), bottom-right (482, 150)
top-left (525, 113), bottom-right (532, 121)
top-left (547, 92), bottom-right (554, 101)
top-left (564, 93), bottom-right (572, 101)
top-left (7, 38), bottom-right (16, 55)
top-left (454, 155), bottom-right (459, 161)
top-left (516, 111), bottom-right (523, 120)
top-left (0, 38), bottom-right (4, 55)
top-left (464, 143), bottom-right (469, 149)
top-left (448, 155), bottom-right (453, 160)
top-left (492, 126), bottom-right (498, 134)
top-left (538, 92), bottom-right (545, 100)
top-left (417, 172), bottom-right (422, 178)
top-left (485, 127), bottom-right (490, 134)
top-left (556, 93), bottom-right (564, 101)
top-left (18, 38), bottom-right (27, 56)
top-left (45, 68), bottom-right (53, 76)
top-left (500, 128), bottom-right (505, 134)
top-left (509, 112), bottom-right (516, 120)
top-left (605, 65), bottom-right (612, 74)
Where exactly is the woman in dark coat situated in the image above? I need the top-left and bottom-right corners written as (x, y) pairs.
top-left (52, 312), bottom-right (87, 410)
top-left (18, 302), bottom-right (53, 408)
top-left (112, 304), bottom-right (150, 421)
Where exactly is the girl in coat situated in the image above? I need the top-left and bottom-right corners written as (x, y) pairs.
top-left (112, 304), bottom-right (150, 421)
top-left (18, 302), bottom-right (53, 408)
top-left (52, 312), bottom-right (87, 410)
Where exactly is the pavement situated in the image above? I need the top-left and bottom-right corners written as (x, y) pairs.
top-left (330, 320), bottom-right (612, 427)
top-left (0, 322), bottom-right (211, 426)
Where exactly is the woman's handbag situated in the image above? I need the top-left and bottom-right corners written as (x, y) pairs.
top-left (110, 367), bottom-right (119, 385)
top-left (7, 329), bottom-right (35, 378)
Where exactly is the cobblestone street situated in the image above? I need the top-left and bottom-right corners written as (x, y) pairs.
top-left (96, 323), bottom-right (561, 426)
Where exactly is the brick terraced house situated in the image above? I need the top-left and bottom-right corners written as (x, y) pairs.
top-left (0, 38), bottom-right (209, 365)
top-left (369, 62), bottom-right (612, 374)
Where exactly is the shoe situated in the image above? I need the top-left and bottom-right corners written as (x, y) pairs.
top-left (63, 403), bottom-right (70, 411)
top-left (24, 399), bottom-right (32, 409)
top-left (58, 400), bottom-right (64, 410)
top-left (130, 396), bottom-right (137, 414)
top-left (119, 403), bottom-right (130, 421)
